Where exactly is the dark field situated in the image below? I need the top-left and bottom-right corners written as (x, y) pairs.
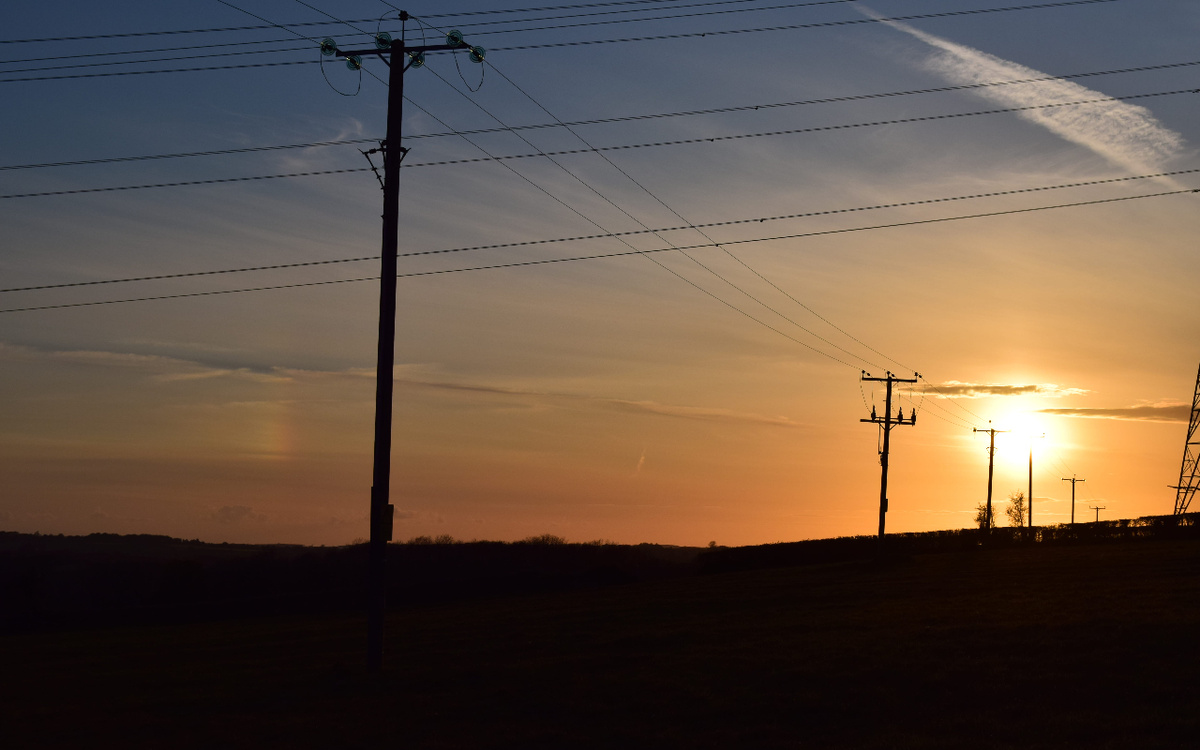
top-left (3, 534), bottom-right (1199, 748)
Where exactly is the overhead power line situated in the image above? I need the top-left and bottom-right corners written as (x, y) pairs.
top-left (2, 188), bottom-right (1190, 314)
top-left (0, 0), bottom-right (809, 44)
top-left (0, 167), bottom-right (371, 200)
top-left (5, 89), bottom-right (1191, 199)
top-left (0, 58), bottom-right (316, 84)
top-left (430, 0), bottom-right (904, 37)
top-left (399, 60), bottom-right (1200, 142)
top-left (0, 0), bottom-right (1127, 82)
top-left (4, 169), bottom-right (1195, 294)
top-left (0, 137), bottom-right (378, 172)
top-left (6, 58), bottom-right (1192, 172)
top-left (398, 89), bottom-right (1197, 170)
top-left (486, 0), bottom-right (1126, 51)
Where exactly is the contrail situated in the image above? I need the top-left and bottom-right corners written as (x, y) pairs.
top-left (860, 6), bottom-right (1187, 185)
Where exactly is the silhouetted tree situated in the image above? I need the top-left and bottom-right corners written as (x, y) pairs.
top-left (974, 502), bottom-right (994, 530)
top-left (520, 534), bottom-right (567, 545)
top-left (1006, 491), bottom-right (1027, 528)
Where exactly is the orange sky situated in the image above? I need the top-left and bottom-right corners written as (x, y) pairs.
top-left (1, 1), bottom-right (1198, 546)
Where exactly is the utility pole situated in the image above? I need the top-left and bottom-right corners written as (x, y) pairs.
top-left (1062, 475), bottom-right (1085, 524)
top-left (324, 14), bottom-right (486, 674)
top-left (1170, 361), bottom-right (1200, 514)
top-left (1028, 433), bottom-right (1044, 527)
top-left (974, 423), bottom-right (1008, 534)
top-left (860, 371), bottom-right (919, 540)
top-left (1089, 505), bottom-right (1106, 522)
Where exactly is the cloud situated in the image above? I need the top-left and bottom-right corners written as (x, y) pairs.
top-left (1, 341), bottom-right (294, 383)
top-left (153, 368), bottom-right (291, 384)
top-left (402, 376), bottom-right (799, 427)
top-left (924, 381), bottom-right (1087, 399)
top-left (1038, 404), bottom-right (1191, 423)
top-left (864, 6), bottom-right (1187, 184)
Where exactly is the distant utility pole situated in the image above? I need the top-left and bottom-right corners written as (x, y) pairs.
top-left (860, 371), bottom-right (919, 540)
top-left (1171, 361), bottom-right (1200, 514)
top-left (323, 13), bottom-right (486, 674)
top-left (974, 423), bottom-right (1008, 534)
top-left (1062, 475), bottom-right (1086, 524)
top-left (1089, 505), bottom-right (1106, 522)
top-left (1029, 433), bottom-right (1044, 528)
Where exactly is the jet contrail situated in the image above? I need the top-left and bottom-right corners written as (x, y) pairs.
top-left (861, 6), bottom-right (1186, 183)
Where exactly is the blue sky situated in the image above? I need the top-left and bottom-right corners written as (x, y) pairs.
top-left (2, 0), bottom-right (1198, 545)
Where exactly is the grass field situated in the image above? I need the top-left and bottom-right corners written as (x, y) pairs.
top-left (3, 537), bottom-right (1198, 748)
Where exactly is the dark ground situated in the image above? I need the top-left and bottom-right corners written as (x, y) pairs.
top-left (1, 527), bottom-right (1198, 748)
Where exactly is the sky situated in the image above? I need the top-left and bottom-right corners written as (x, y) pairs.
top-left (1, 0), bottom-right (1198, 547)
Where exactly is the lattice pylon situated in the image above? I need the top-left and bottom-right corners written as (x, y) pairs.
top-left (1172, 362), bottom-right (1200, 515)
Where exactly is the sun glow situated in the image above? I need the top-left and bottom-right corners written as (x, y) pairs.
top-left (989, 402), bottom-right (1074, 476)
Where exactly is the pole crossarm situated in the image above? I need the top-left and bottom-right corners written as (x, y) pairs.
top-left (859, 371), bottom-right (919, 540)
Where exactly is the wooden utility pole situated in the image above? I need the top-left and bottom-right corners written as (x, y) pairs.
top-left (974, 423), bottom-right (1007, 534)
top-left (1029, 433), bottom-right (1043, 527)
top-left (860, 371), bottom-right (919, 540)
top-left (1089, 505), bottom-right (1106, 522)
top-left (1062, 475), bottom-right (1085, 524)
top-left (327, 14), bottom-right (486, 673)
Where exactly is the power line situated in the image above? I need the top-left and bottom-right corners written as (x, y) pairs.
top-left (409, 0), bottom-right (843, 24)
top-left (0, 18), bottom-right (384, 45)
top-left (434, 0), bottom-right (904, 37)
top-left (0, 58), bottom-right (316, 84)
top-left (0, 37), bottom-right (310, 67)
top-left (0, 1), bottom-right (785, 44)
top-left (0, 44), bottom-right (313, 76)
top-left (398, 89), bottom-right (1197, 170)
top-left (0, 167), bottom-right (371, 200)
top-left (486, 0), bottom-right (1126, 51)
top-left (478, 50), bottom-right (899, 372)
top-left (420, 51), bottom-right (882, 368)
top-left (918, 379), bottom-right (988, 425)
top-left (400, 60), bottom-right (1200, 143)
top-left (5, 169), bottom-right (1195, 293)
top-left (8, 58), bottom-right (1192, 171)
top-left (2, 188), bottom-right (1189, 314)
top-left (415, 49), bottom-right (870, 369)
top-left (0, 0), bottom-right (1128, 81)
top-left (0, 137), bottom-right (378, 172)
top-left (7, 89), bottom-right (1192, 198)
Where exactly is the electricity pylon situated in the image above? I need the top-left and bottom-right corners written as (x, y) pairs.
top-left (323, 14), bottom-right (486, 673)
top-left (860, 371), bottom-right (919, 540)
top-left (974, 423), bottom-right (1007, 534)
top-left (1171, 361), bottom-right (1200, 515)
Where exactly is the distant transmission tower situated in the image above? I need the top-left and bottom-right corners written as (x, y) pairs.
top-left (1171, 361), bottom-right (1200, 515)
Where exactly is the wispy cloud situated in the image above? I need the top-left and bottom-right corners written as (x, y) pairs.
top-left (863, 6), bottom-right (1187, 184)
top-left (402, 377), bottom-right (800, 427)
top-left (924, 381), bottom-right (1087, 399)
top-left (1039, 403), bottom-right (1191, 422)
